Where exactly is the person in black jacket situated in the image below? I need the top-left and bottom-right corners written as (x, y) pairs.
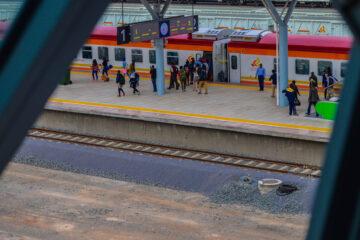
top-left (150, 65), bottom-right (157, 92)
top-left (306, 81), bottom-right (320, 117)
top-left (283, 86), bottom-right (298, 116)
top-left (269, 69), bottom-right (277, 97)
top-left (116, 70), bottom-right (125, 97)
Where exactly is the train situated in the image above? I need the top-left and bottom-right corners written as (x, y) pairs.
top-left (111, 0), bottom-right (332, 8)
top-left (73, 25), bottom-right (351, 89)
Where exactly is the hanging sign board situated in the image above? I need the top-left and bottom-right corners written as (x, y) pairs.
top-left (116, 16), bottom-right (199, 44)
top-left (169, 15), bottom-right (199, 36)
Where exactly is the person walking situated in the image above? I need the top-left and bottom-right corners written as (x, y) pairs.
top-left (282, 86), bottom-right (298, 116)
top-left (116, 70), bottom-right (125, 97)
top-left (189, 57), bottom-right (195, 84)
top-left (179, 66), bottom-right (187, 92)
top-left (322, 73), bottom-right (336, 100)
top-left (255, 63), bottom-right (266, 91)
top-left (269, 69), bottom-right (277, 97)
top-left (306, 81), bottom-right (320, 117)
top-left (102, 58), bottom-right (109, 76)
top-left (198, 64), bottom-right (208, 94)
top-left (129, 71), bottom-right (140, 95)
top-left (193, 67), bottom-right (200, 92)
top-left (150, 65), bottom-right (157, 92)
top-left (168, 64), bottom-right (179, 90)
top-left (91, 59), bottom-right (99, 80)
top-left (309, 72), bottom-right (318, 87)
top-left (290, 80), bottom-right (301, 106)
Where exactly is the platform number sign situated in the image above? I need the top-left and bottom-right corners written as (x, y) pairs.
top-left (117, 25), bottom-right (131, 44)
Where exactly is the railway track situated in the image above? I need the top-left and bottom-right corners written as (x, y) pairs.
top-left (28, 128), bottom-right (321, 178)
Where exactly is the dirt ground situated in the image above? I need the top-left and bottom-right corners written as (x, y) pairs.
top-left (0, 163), bottom-right (309, 240)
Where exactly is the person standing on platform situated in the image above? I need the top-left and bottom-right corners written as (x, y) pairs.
top-left (129, 71), bottom-right (140, 95)
top-left (306, 81), bottom-right (320, 117)
top-left (168, 64), bottom-right (179, 90)
top-left (290, 80), bottom-right (301, 106)
top-left (282, 86), bottom-right (298, 116)
top-left (116, 70), bottom-right (125, 97)
top-left (91, 59), bottom-right (99, 80)
top-left (150, 65), bottom-right (157, 92)
top-left (309, 72), bottom-right (318, 87)
top-left (129, 61), bottom-right (135, 74)
top-left (179, 66), bottom-right (187, 92)
top-left (102, 58), bottom-right (109, 77)
top-left (189, 57), bottom-right (195, 85)
top-left (269, 69), bottom-right (277, 97)
top-left (198, 64), bottom-right (208, 94)
top-left (255, 63), bottom-right (266, 91)
top-left (193, 67), bottom-right (200, 92)
top-left (184, 60), bottom-right (190, 86)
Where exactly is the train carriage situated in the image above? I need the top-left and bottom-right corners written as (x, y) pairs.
top-left (73, 25), bottom-right (352, 89)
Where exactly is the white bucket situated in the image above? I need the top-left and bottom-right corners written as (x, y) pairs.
top-left (258, 178), bottom-right (282, 195)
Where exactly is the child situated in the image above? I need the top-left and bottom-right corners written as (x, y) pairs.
top-left (283, 86), bottom-right (298, 116)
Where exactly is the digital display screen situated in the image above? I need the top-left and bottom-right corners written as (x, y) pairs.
top-left (170, 16), bottom-right (198, 36)
top-left (130, 21), bottom-right (159, 42)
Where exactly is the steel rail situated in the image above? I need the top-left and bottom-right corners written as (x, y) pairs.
top-left (27, 128), bottom-right (322, 178)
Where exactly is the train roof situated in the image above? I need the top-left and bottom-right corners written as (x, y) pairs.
top-left (228, 33), bottom-right (352, 53)
top-left (89, 25), bottom-right (353, 53)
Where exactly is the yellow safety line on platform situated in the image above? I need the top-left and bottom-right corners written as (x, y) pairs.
top-left (49, 98), bottom-right (331, 133)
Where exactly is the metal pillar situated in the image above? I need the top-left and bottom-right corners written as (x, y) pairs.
top-left (155, 38), bottom-right (165, 95)
top-left (278, 23), bottom-right (288, 107)
top-left (261, 0), bottom-right (297, 107)
top-left (140, 0), bottom-right (172, 96)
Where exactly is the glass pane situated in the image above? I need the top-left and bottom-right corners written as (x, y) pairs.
top-left (82, 46), bottom-right (92, 59)
top-left (295, 59), bottom-right (310, 75)
top-left (98, 46), bottom-right (108, 60)
top-left (131, 49), bottom-right (143, 63)
top-left (114, 48), bottom-right (125, 62)
top-left (149, 50), bottom-right (156, 64)
top-left (318, 61), bottom-right (333, 76)
top-left (231, 55), bottom-right (237, 70)
top-left (167, 57), bottom-right (178, 65)
top-left (167, 51), bottom-right (178, 57)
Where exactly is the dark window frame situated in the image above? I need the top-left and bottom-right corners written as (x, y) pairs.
top-left (149, 50), bottom-right (156, 64)
top-left (131, 49), bottom-right (143, 63)
top-left (231, 55), bottom-right (237, 70)
top-left (341, 62), bottom-right (347, 78)
top-left (98, 46), bottom-right (109, 60)
top-left (167, 51), bottom-right (179, 65)
top-left (114, 48), bottom-right (126, 62)
top-left (318, 60), bottom-right (333, 76)
top-left (295, 59), bottom-right (310, 75)
top-left (82, 46), bottom-right (92, 59)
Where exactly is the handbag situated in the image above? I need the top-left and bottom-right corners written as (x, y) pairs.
top-left (294, 98), bottom-right (301, 106)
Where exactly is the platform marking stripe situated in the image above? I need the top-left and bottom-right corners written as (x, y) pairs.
top-left (49, 98), bottom-right (331, 133)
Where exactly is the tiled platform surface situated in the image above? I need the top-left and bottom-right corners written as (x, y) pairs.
top-left (48, 72), bottom-right (333, 142)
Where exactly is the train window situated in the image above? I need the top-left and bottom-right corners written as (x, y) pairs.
top-left (295, 59), bottom-right (310, 75)
top-left (318, 61), bottom-right (333, 75)
top-left (196, 53), bottom-right (202, 61)
top-left (114, 48), bottom-right (125, 62)
top-left (231, 55), bottom-right (237, 70)
top-left (98, 47), bottom-right (109, 60)
top-left (131, 49), bottom-right (143, 63)
top-left (341, 62), bottom-right (347, 78)
top-left (149, 50), bottom-right (156, 64)
top-left (167, 51), bottom-right (179, 65)
top-left (82, 46), bottom-right (92, 59)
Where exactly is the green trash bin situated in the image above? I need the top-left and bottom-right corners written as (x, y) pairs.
top-left (315, 101), bottom-right (338, 120)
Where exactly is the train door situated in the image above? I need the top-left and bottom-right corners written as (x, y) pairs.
top-left (213, 39), bottom-right (230, 83)
top-left (229, 53), bottom-right (241, 83)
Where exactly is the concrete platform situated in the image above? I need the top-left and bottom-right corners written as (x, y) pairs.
top-left (34, 72), bottom-right (332, 167)
top-left (50, 72), bottom-right (332, 141)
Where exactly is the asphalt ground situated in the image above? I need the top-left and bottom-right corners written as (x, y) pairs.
top-left (13, 137), bottom-right (319, 214)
